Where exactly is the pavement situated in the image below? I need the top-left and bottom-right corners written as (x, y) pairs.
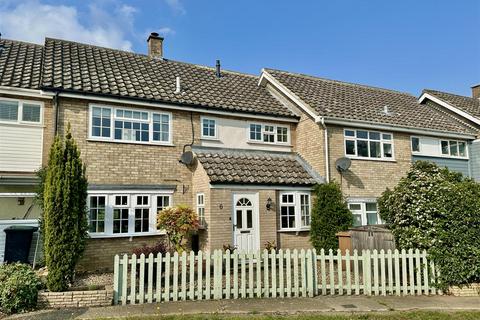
top-left (5, 295), bottom-right (480, 319)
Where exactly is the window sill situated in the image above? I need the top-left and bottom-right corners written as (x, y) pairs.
top-left (87, 138), bottom-right (175, 147)
top-left (345, 156), bottom-right (396, 163)
top-left (277, 227), bottom-right (310, 233)
top-left (200, 137), bottom-right (220, 142)
top-left (247, 141), bottom-right (292, 147)
top-left (88, 231), bottom-right (166, 239)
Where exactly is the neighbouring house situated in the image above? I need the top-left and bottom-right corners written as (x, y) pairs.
top-left (0, 39), bottom-right (54, 264)
top-left (258, 69), bottom-right (479, 227)
top-left (419, 86), bottom-right (480, 181)
top-left (0, 33), bottom-right (478, 271)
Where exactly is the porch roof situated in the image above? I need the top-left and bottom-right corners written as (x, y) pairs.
top-left (194, 147), bottom-right (323, 186)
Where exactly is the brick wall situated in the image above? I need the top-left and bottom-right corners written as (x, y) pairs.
top-left (278, 232), bottom-right (311, 250)
top-left (38, 290), bottom-right (113, 308)
top-left (448, 283), bottom-right (480, 297)
top-left (191, 163), bottom-right (210, 251)
top-left (293, 114), bottom-right (326, 177)
top-left (77, 235), bottom-right (165, 272)
top-left (327, 125), bottom-right (412, 198)
top-left (57, 97), bottom-right (199, 207)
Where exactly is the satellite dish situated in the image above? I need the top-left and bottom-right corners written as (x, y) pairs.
top-left (335, 157), bottom-right (351, 173)
top-left (180, 151), bottom-right (195, 165)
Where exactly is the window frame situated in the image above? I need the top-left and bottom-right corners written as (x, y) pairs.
top-left (88, 195), bottom-right (107, 234)
top-left (87, 191), bottom-right (173, 238)
top-left (344, 128), bottom-right (394, 161)
top-left (200, 117), bottom-right (218, 140)
top-left (440, 139), bottom-right (468, 158)
top-left (0, 97), bottom-right (43, 126)
top-left (348, 201), bottom-right (382, 226)
top-left (248, 122), bottom-right (290, 145)
top-left (196, 193), bottom-right (206, 227)
top-left (410, 136), bottom-right (421, 154)
top-left (278, 191), bottom-right (311, 232)
top-left (88, 104), bottom-right (173, 145)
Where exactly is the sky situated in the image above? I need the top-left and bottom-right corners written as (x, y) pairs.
top-left (0, 0), bottom-right (479, 97)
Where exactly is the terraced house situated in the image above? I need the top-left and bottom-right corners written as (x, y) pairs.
top-left (0, 33), bottom-right (478, 271)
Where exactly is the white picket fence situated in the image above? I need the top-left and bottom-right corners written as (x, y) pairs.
top-left (113, 248), bottom-right (439, 305)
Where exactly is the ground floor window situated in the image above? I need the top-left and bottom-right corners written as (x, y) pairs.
top-left (348, 201), bottom-right (381, 226)
top-left (279, 191), bottom-right (311, 231)
top-left (87, 191), bottom-right (172, 237)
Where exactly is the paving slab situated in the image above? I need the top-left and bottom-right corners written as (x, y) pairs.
top-left (5, 295), bottom-right (480, 319)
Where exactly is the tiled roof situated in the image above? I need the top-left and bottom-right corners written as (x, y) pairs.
top-left (0, 39), bottom-right (43, 89)
top-left (423, 89), bottom-right (480, 120)
top-left (41, 38), bottom-right (295, 118)
top-left (194, 148), bottom-right (321, 185)
top-left (265, 68), bottom-right (477, 135)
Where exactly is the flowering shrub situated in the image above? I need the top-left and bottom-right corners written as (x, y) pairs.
top-left (157, 205), bottom-right (199, 252)
top-left (378, 161), bottom-right (480, 289)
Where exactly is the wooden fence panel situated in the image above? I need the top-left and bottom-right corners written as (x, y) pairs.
top-left (113, 248), bottom-right (438, 305)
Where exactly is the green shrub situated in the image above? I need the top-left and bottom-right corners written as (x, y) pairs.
top-left (378, 161), bottom-right (480, 289)
top-left (310, 182), bottom-right (353, 251)
top-left (39, 126), bottom-right (88, 292)
top-left (0, 263), bottom-right (43, 314)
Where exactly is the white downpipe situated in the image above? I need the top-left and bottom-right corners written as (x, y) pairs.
top-left (319, 116), bottom-right (329, 182)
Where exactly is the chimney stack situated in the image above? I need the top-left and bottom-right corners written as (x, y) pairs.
top-left (147, 32), bottom-right (163, 59)
top-left (472, 84), bottom-right (480, 99)
top-left (215, 60), bottom-right (221, 78)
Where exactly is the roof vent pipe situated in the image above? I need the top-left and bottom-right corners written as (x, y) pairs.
top-left (215, 60), bottom-right (221, 78)
top-left (175, 76), bottom-right (181, 94)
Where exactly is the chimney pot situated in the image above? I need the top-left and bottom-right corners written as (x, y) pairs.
top-left (472, 84), bottom-right (480, 99)
top-left (147, 32), bottom-right (164, 59)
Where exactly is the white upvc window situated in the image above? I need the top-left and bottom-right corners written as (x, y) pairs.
top-left (440, 139), bottom-right (467, 158)
top-left (0, 98), bottom-right (43, 125)
top-left (279, 191), bottom-right (311, 231)
top-left (344, 129), bottom-right (393, 160)
top-left (348, 202), bottom-right (382, 226)
top-left (89, 105), bottom-right (172, 145)
top-left (249, 123), bottom-right (290, 144)
top-left (196, 193), bottom-right (206, 227)
top-left (87, 191), bottom-right (173, 237)
top-left (411, 136), bottom-right (420, 153)
top-left (201, 117), bottom-right (217, 139)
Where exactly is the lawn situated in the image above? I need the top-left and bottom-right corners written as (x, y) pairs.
top-left (100, 311), bottom-right (480, 320)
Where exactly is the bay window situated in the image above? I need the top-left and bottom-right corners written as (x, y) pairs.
top-left (87, 191), bottom-right (172, 237)
top-left (279, 191), bottom-right (311, 231)
top-left (0, 98), bottom-right (42, 124)
top-left (249, 123), bottom-right (290, 144)
top-left (344, 129), bottom-right (393, 160)
top-left (89, 105), bottom-right (171, 144)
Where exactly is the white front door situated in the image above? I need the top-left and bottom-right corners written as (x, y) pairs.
top-left (233, 192), bottom-right (259, 252)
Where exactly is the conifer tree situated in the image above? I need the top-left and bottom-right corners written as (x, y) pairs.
top-left (41, 126), bottom-right (88, 291)
top-left (310, 182), bottom-right (353, 251)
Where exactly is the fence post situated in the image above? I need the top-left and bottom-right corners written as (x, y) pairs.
top-left (306, 249), bottom-right (314, 297)
top-left (121, 254), bottom-right (128, 305)
top-left (113, 254), bottom-right (120, 305)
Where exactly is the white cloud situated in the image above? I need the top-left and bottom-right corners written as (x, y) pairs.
top-left (158, 27), bottom-right (176, 36)
top-left (0, 1), bottom-right (141, 51)
top-left (165, 0), bottom-right (185, 15)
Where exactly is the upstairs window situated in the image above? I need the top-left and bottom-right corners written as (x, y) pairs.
top-left (344, 129), bottom-right (393, 160)
top-left (249, 123), bottom-right (290, 144)
top-left (89, 105), bottom-right (171, 144)
top-left (441, 140), bottom-right (467, 158)
top-left (0, 99), bottom-right (42, 124)
top-left (201, 118), bottom-right (217, 139)
top-left (411, 137), bottom-right (420, 153)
